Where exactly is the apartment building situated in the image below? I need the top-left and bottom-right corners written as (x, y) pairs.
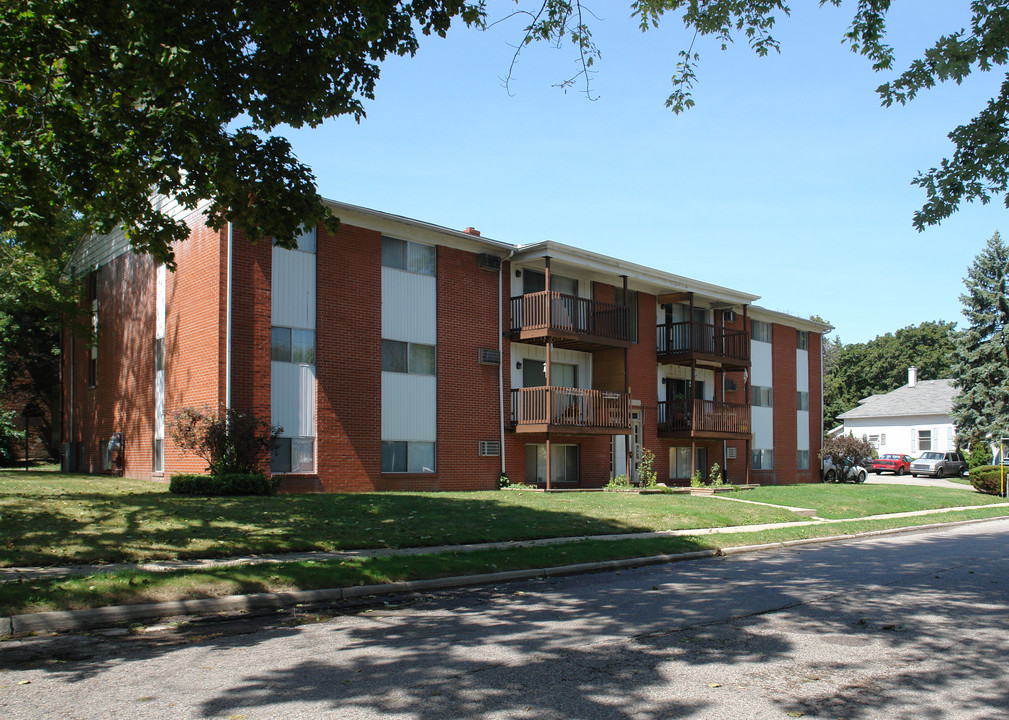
top-left (62, 199), bottom-right (828, 491)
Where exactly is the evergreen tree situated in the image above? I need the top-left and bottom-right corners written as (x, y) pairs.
top-left (951, 232), bottom-right (1009, 444)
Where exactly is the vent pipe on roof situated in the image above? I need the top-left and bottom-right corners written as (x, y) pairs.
top-left (908, 367), bottom-right (918, 388)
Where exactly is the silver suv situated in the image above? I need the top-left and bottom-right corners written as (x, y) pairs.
top-left (910, 451), bottom-right (967, 478)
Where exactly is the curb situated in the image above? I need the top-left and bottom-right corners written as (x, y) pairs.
top-left (3, 515), bottom-right (1005, 638)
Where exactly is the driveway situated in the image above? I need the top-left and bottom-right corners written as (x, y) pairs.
top-left (865, 472), bottom-right (971, 490)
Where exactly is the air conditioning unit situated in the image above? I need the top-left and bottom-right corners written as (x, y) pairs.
top-left (478, 253), bottom-right (501, 271)
top-left (726, 447), bottom-right (737, 460)
top-left (478, 440), bottom-right (501, 457)
top-left (479, 348), bottom-right (501, 365)
top-left (723, 310), bottom-right (737, 323)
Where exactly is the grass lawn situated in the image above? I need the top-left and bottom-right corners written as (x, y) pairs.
top-left (0, 470), bottom-right (807, 567)
top-left (3, 504), bottom-right (1007, 616)
top-left (740, 483), bottom-right (1004, 519)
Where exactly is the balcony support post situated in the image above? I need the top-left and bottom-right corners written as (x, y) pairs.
top-left (688, 292), bottom-right (695, 352)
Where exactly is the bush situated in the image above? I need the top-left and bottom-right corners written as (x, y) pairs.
top-left (638, 448), bottom-right (658, 488)
top-left (169, 472), bottom-right (278, 496)
top-left (606, 474), bottom-right (631, 489)
top-left (0, 409), bottom-right (19, 466)
top-left (967, 442), bottom-right (993, 469)
top-left (969, 465), bottom-right (1007, 496)
top-left (169, 405), bottom-right (280, 475)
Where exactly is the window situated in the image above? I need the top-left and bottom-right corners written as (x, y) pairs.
top-left (724, 378), bottom-right (738, 392)
top-left (272, 327), bottom-right (315, 364)
top-left (521, 359), bottom-right (576, 388)
top-left (614, 287), bottom-right (638, 342)
top-left (272, 437), bottom-right (315, 474)
top-left (525, 444), bottom-right (579, 484)
top-left (868, 434), bottom-right (880, 448)
top-left (797, 450), bottom-right (809, 470)
top-left (797, 330), bottom-right (809, 350)
top-left (751, 386), bottom-right (773, 407)
top-left (382, 340), bottom-right (436, 375)
top-left (751, 319), bottom-right (772, 343)
top-left (881, 433), bottom-right (886, 445)
top-left (797, 391), bottom-right (809, 411)
top-left (752, 449), bottom-right (774, 470)
top-left (382, 236), bottom-right (436, 276)
top-left (670, 447), bottom-right (707, 480)
top-left (382, 441), bottom-right (436, 473)
top-left (918, 430), bottom-right (932, 451)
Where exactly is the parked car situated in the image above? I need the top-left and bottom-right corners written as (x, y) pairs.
top-left (871, 453), bottom-right (914, 476)
top-left (821, 457), bottom-right (867, 483)
top-left (910, 451), bottom-right (968, 478)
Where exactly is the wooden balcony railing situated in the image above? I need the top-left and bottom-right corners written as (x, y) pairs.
top-left (510, 291), bottom-right (633, 343)
top-left (656, 321), bottom-right (749, 364)
top-left (511, 387), bottom-right (631, 431)
top-left (657, 399), bottom-right (751, 436)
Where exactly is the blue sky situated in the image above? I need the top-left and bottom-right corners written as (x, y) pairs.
top-left (281, 1), bottom-right (1005, 344)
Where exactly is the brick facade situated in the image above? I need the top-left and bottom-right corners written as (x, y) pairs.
top-left (62, 201), bottom-right (827, 491)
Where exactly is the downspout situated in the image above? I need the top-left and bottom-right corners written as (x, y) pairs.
top-left (226, 222), bottom-right (233, 410)
top-left (499, 251), bottom-right (514, 478)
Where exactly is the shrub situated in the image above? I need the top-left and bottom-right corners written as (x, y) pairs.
top-left (169, 472), bottom-right (278, 496)
top-left (169, 405), bottom-right (280, 475)
top-left (497, 473), bottom-right (511, 489)
top-left (638, 448), bottom-right (658, 488)
top-left (969, 465), bottom-right (1007, 496)
top-left (0, 409), bottom-right (19, 466)
top-left (689, 470), bottom-right (704, 488)
top-left (606, 474), bottom-right (631, 489)
top-left (967, 442), bottom-right (993, 469)
top-left (820, 434), bottom-right (874, 482)
top-left (709, 463), bottom-right (724, 487)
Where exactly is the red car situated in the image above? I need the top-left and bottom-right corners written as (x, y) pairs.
top-left (871, 453), bottom-right (914, 476)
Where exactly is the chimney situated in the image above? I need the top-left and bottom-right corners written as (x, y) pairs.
top-left (463, 227), bottom-right (481, 237)
top-left (908, 367), bottom-right (918, 388)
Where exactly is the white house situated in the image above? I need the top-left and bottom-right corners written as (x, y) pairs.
top-left (837, 368), bottom-right (958, 456)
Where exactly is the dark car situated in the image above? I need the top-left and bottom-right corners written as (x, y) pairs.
top-left (871, 453), bottom-right (914, 476)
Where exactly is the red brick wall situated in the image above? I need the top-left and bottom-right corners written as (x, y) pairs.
top-left (430, 245), bottom-right (503, 491)
top-left (310, 222), bottom-right (382, 492)
top-left (805, 331), bottom-right (824, 484)
top-left (723, 310), bottom-right (749, 483)
top-left (62, 251), bottom-right (156, 478)
top-left (162, 220), bottom-right (228, 476)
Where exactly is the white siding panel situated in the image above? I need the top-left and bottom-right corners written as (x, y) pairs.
top-left (382, 373), bottom-right (437, 441)
top-left (382, 267), bottom-right (436, 344)
top-left (272, 247), bottom-right (316, 330)
top-left (156, 265), bottom-right (166, 338)
top-left (796, 410), bottom-right (810, 451)
top-left (272, 362), bottom-right (316, 437)
top-left (796, 349), bottom-right (809, 391)
top-left (751, 341), bottom-right (773, 386)
top-left (753, 406), bottom-right (774, 450)
top-left (154, 372), bottom-right (165, 439)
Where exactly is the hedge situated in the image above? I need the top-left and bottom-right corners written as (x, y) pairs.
top-left (969, 465), bottom-right (1008, 496)
top-left (169, 472), bottom-right (278, 496)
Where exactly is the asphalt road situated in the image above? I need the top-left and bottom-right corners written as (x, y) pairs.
top-left (3, 519), bottom-right (1009, 720)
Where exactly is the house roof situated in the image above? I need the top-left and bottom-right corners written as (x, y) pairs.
top-left (837, 379), bottom-right (958, 420)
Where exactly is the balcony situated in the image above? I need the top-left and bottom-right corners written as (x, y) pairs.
top-left (510, 292), bottom-right (634, 350)
top-left (511, 387), bottom-right (631, 435)
top-left (656, 321), bottom-right (749, 369)
top-left (657, 399), bottom-right (751, 439)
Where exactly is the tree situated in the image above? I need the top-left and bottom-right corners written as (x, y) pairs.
top-left (169, 405), bottom-right (281, 476)
top-left (950, 231), bottom-right (1009, 444)
top-left (0, 0), bottom-right (482, 267)
top-left (819, 433), bottom-right (874, 483)
top-left (0, 221), bottom-right (83, 458)
top-left (511, 0), bottom-right (1009, 230)
top-left (822, 321), bottom-right (960, 431)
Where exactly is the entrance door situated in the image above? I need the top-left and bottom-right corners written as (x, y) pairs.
top-left (612, 409), bottom-right (643, 481)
